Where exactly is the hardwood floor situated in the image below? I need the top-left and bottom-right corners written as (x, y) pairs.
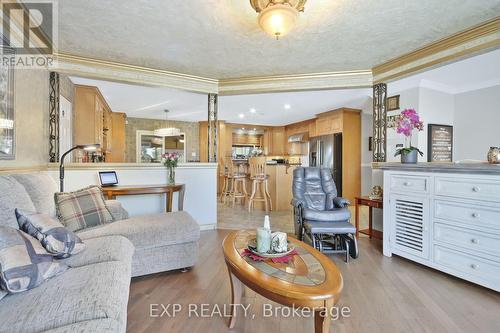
top-left (128, 206), bottom-right (500, 333)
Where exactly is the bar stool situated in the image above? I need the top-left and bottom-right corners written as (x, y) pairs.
top-left (248, 157), bottom-right (272, 212)
top-left (227, 160), bottom-right (248, 207)
top-left (219, 157), bottom-right (231, 203)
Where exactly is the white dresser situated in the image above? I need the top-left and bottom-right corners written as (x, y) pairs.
top-left (381, 164), bottom-right (500, 292)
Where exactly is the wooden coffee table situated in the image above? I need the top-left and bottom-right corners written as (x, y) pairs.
top-left (222, 230), bottom-right (343, 333)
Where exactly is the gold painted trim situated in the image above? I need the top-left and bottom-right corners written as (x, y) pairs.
top-left (219, 70), bottom-right (373, 95)
top-left (53, 52), bottom-right (219, 94)
top-left (373, 17), bottom-right (500, 82)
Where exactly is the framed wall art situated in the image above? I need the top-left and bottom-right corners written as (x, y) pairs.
top-left (387, 95), bottom-right (400, 111)
top-left (428, 124), bottom-right (453, 162)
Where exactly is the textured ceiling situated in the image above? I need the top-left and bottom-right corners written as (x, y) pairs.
top-left (58, 0), bottom-right (500, 79)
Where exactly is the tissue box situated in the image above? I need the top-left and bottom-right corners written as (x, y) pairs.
top-left (271, 232), bottom-right (288, 253)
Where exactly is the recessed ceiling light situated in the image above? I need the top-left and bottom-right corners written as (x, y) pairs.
top-left (284, 104), bottom-right (291, 110)
top-left (242, 128), bottom-right (245, 130)
top-left (239, 113), bottom-right (245, 118)
top-left (253, 128), bottom-right (256, 131)
top-left (250, 108), bottom-right (257, 113)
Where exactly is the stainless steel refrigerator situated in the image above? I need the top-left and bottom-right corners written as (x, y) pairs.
top-left (309, 134), bottom-right (343, 196)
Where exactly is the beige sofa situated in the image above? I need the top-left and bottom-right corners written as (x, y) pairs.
top-left (0, 172), bottom-right (200, 333)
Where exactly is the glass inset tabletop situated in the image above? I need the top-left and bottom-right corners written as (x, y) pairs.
top-left (233, 230), bottom-right (326, 286)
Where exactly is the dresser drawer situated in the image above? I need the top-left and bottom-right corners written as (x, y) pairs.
top-left (434, 245), bottom-right (500, 287)
top-left (434, 200), bottom-right (500, 230)
top-left (390, 175), bottom-right (429, 194)
top-left (434, 223), bottom-right (500, 257)
top-left (435, 176), bottom-right (500, 203)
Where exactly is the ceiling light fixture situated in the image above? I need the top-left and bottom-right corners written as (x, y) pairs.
top-left (250, 108), bottom-right (257, 113)
top-left (250, 0), bottom-right (307, 39)
top-left (154, 109), bottom-right (181, 137)
top-left (284, 104), bottom-right (291, 109)
top-left (239, 113), bottom-right (245, 118)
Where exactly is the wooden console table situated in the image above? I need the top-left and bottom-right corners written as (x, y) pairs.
top-left (102, 184), bottom-right (185, 213)
top-left (355, 196), bottom-right (383, 239)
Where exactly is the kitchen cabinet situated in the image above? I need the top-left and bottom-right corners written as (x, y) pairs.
top-left (271, 127), bottom-right (286, 156)
top-left (263, 129), bottom-right (273, 155)
top-left (106, 112), bottom-right (126, 162)
top-left (315, 113), bottom-right (342, 136)
top-left (232, 133), bottom-right (262, 146)
top-left (74, 85), bottom-right (125, 162)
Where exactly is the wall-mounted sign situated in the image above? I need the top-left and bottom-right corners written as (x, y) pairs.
top-left (387, 95), bottom-right (400, 111)
top-left (428, 124), bottom-right (453, 162)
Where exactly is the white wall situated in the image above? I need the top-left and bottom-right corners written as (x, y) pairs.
top-left (454, 85), bottom-right (500, 161)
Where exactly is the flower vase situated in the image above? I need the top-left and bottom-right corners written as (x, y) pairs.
top-left (167, 167), bottom-right (176, 185)
top-left (401, 150), bottom-right (418, 164)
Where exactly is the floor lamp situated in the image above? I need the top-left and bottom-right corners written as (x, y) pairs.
top-left (59, 144), bottom-right (100, 192)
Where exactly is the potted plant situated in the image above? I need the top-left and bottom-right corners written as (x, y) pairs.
top-left (394, 108), bottom-right (424, 164)
top-left (162, 152), bottom-right (179, 185)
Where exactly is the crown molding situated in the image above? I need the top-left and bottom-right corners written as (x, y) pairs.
top-left (218, 70), bottom-right (373, 95)
top-left (52, 53), bottom-right (219, 94)
top-left (373, 17), bottom-right (500, 83)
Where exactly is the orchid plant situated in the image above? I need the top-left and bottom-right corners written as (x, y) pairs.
top-left (394, 108), bottom-right (424, 157)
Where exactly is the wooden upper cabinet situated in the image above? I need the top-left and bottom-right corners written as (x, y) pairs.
top-left (271, 127), bottom-right (286, 156)
top-left (263, 129), bottom-right (273, 155)
top-left (315, 113), bottom-right (342, 136)
top-left (106, 112), bottom-right (126, 163)
top-left (232, 133), bottom-right (262, 146)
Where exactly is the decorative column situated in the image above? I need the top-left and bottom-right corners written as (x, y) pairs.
top-left (49, 72), bottom-right (60, 162)
top-left (373, 83), bottom-right (387, 162)
top-left (207, 93), bottom-right (218, 162)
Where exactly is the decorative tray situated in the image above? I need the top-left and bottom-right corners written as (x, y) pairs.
top-left (247, 238), bottom-right (295, 258)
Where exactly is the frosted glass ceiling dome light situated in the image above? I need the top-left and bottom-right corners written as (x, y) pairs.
top-left (250, 0), bottom-right (306, 39)
top-left (154, 109), bottom-right (181, 137)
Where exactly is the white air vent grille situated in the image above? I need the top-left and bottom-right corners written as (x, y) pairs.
top-left (394, 199), bottom-right (425, 254)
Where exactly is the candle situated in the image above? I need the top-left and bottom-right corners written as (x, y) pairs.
top-left (271, 232), bottom-right (288, 253)
top-left (256, 227), bottom-right (271, 253)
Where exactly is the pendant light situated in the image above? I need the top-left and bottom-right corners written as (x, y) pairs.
top-left (154, 109), bottom-right (181, 137)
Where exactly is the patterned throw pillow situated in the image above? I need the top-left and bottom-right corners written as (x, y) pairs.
top-left (54, 186), bottom-right (114, 232)
top-left (15, 209), bottom-right (86, 259)
top-left (0, 226), bottom-right (68, 293)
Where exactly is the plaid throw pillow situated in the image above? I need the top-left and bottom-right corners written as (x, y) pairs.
top-left (15, 209), bottom-right (86, 259)
top-left (0, 226), bottom-right (68, 293)
top-left (55, 186), bottom-right (114, 232)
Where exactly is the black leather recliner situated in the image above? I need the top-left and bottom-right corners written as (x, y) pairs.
top-left (291, 167), bottom-right (358, 262)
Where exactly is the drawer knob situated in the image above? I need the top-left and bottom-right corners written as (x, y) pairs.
top-left (471, 212), bottom-right (480, 218)
top-left (470, 264), bottom-right (478, 270)
top-left (470, 238), bottom-right (478, 244)
top-left (403, 181), bottom-right (412, 186)
top-left (472, 186), bottom-right (481, 192)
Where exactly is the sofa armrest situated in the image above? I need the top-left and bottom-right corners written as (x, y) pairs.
top-left (105, 200), bottom-right (129, 221)
top-left (333, 197), bottom-right (350, 208)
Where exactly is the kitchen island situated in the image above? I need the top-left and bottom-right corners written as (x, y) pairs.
top-left (228, 160), bottom-right (299, 211)
top-left (378, 162), bottom-right (500, 291)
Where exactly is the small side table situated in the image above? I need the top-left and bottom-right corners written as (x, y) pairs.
top-left (355, 196), bottom-right (383, 239)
